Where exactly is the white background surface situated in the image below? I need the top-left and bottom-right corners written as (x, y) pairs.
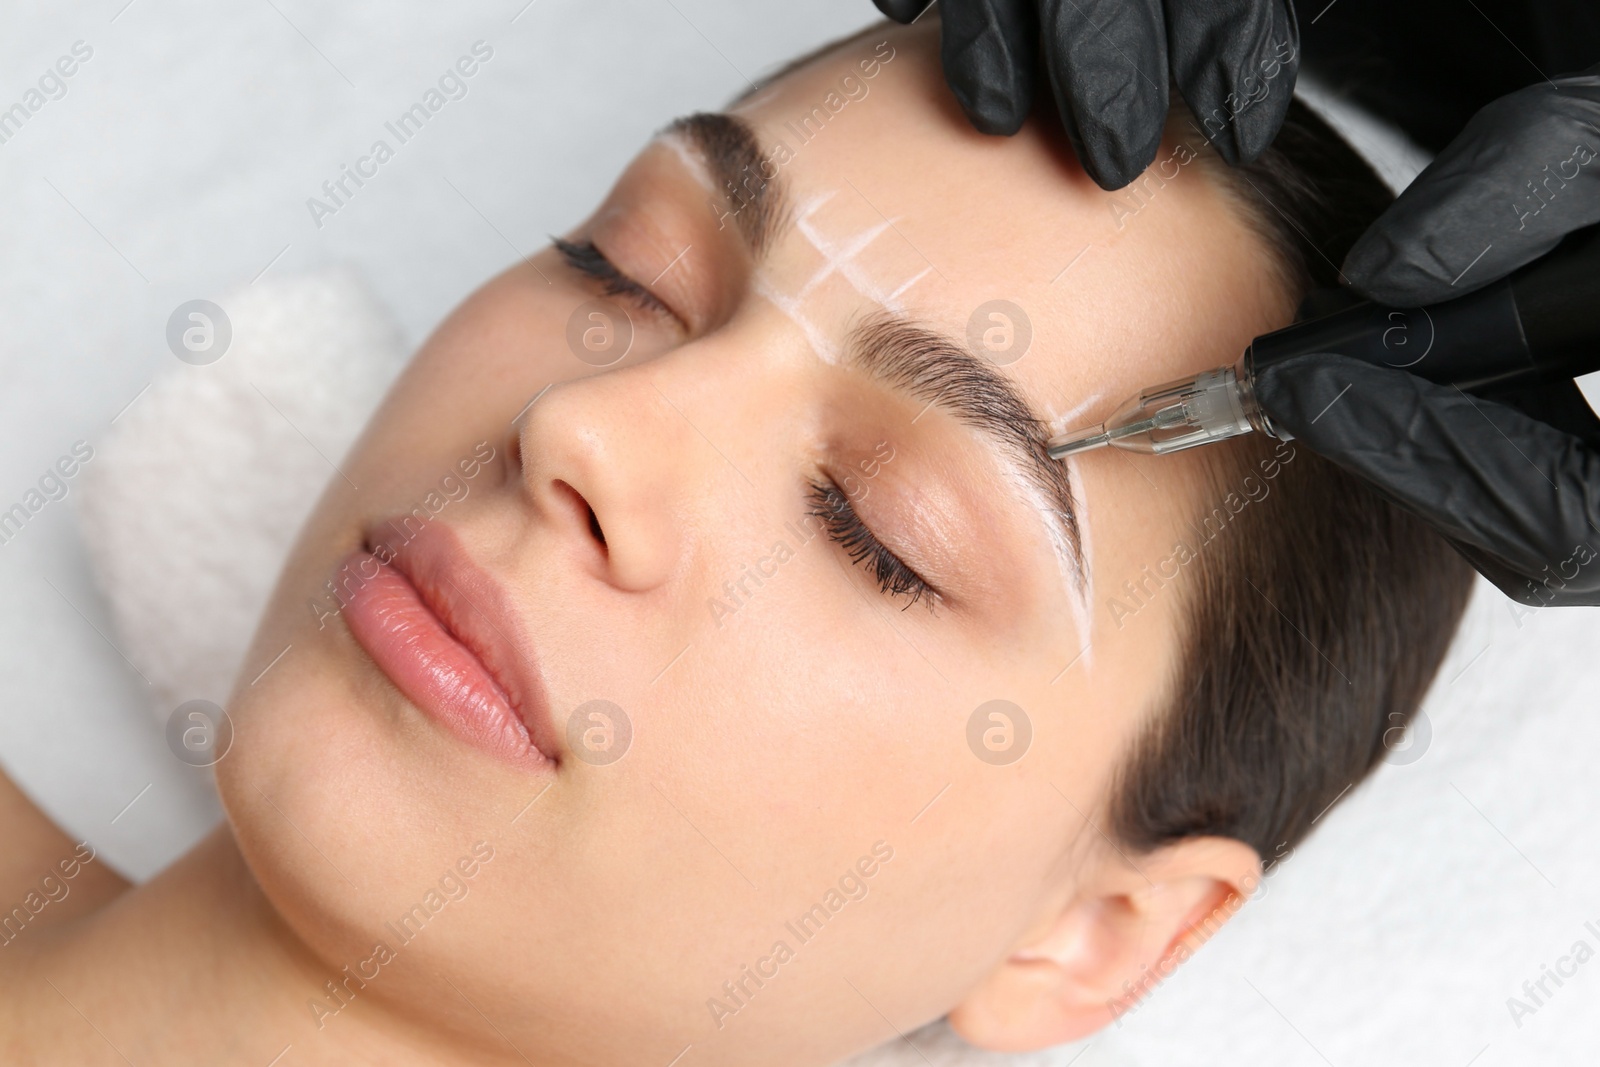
top-left (3, 2), bottom-right (1599, 1064)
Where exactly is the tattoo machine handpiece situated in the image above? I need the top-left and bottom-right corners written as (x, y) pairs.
top-left (1047, 224), bottom-right (1600, 460)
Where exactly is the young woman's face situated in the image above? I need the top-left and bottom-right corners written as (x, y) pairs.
top-left (218, 19), bottom-right (1290, 1065)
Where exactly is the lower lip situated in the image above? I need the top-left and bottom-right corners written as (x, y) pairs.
top-left (336, 549), bottom-right (552, 771)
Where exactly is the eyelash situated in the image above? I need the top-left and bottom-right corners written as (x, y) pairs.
top-left (807, 478), bottom-right (936, 610)
top-left (552, 235), bottom-right (677, 320)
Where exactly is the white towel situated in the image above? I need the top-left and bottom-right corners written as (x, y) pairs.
top-left (75, 267), bottom-right (406, 720)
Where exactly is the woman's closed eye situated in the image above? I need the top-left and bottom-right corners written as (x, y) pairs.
top-left (807, 478), bottom-right (936, 610)
top-left (552, 235), bottom-right (679, 323)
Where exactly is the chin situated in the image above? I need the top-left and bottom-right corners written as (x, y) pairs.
top-left (219, 642), bottom-right (446, 938)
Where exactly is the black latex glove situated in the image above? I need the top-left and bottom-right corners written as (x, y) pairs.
top-left (1256, 64), bottom-right (1600, 605)
top-left (871, 0), bottom-right (1300, 190)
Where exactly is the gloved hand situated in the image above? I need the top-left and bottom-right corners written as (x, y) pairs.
top-left (1255, 63), bottom-right (1600, 606)
top-left (871, 0), bottom-right (1300, 190)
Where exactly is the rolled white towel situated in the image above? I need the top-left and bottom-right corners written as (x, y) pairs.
top-left (75, 266), bottom-right (406, 723)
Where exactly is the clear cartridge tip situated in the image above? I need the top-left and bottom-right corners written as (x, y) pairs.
top-left (1046, 359), bottom-right (1272, 460)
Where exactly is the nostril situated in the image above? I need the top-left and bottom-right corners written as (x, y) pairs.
top-left (550, 479), bottom-right (607, 556)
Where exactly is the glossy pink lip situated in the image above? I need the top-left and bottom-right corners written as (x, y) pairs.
top-left (336, 518), bottom-right (557, 771)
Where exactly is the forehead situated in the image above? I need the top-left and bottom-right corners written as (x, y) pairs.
top-left (724, 19), bottom-right (1292, 431)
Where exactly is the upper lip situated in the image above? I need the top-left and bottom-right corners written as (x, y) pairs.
top-left (362, 516), bottom-right (559, 763)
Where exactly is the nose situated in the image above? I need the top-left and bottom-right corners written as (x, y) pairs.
top-left (511, 362), bottom-right (715, 593)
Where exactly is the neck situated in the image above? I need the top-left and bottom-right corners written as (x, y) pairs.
top-left (0, 826), bottom-right (519, 1066)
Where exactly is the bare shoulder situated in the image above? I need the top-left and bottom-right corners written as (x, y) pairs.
top-left (0, 766), bottom-right (129, 946)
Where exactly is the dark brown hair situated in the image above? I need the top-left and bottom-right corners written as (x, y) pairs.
top-left (1107, 96), bottom-right (1475, 859)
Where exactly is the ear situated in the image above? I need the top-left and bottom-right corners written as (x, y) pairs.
top-left (947, 836), bottom-right (1261, 1051)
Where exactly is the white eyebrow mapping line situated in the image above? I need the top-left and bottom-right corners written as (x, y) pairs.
top-left (1048, 389), bottom-right (1107, 436)
top-left (883, 265), bottom-right (933, 305)
top-left (653, 130), bottom-right (715, 193)
top-left (652, 128), bottom-right (834, 367)
top-left (792, 190), bottom-right (931, 314)
top-left (754, 273), bottom-right (840, 363)
top-left (1060, 454), bottom-right (1095, 655)
top-left (1039, 392), bottom-right (1103, 654)
top-left (997, 462), bottom-right (1095, 664)
top-left (752, 189), bottom-right (933, 366)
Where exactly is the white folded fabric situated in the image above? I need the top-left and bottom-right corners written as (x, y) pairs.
top-left (76, 267), bottom-right (405, 721)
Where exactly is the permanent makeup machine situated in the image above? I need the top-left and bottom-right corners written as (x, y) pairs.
top-left (1048, 224), bottom-right (1600, 459)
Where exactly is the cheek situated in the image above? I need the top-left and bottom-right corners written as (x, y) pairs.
top-left (650, 529), bottom-right (979, 858)
top-left (652, 514), bottom-right (1074, 865)
top-left (646, 560), bottom-right (1100, 1021)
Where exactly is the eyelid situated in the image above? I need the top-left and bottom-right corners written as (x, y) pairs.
top-left (552, 235), bottom-right (684, 328)
top-left (808, 477), bottom-right (939, 610)
top-left (843, 314), bottom-right (1087, 592)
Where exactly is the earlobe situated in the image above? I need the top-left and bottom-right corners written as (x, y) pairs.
top-left (947, 836), bottom-right (1261, 1051)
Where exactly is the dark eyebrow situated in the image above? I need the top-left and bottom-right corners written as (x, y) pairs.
top-left (660, 112), bottom-right (792, 260)
top-left (844, 312), bottom-right (1087, 594)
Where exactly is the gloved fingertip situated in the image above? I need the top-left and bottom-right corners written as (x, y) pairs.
top-left (1177, 69), bottom-right (1295, 169)
top-left (938, 0), bottom-right (1036, 137)
top-left (1231, 90), bottom-right (1294, 165)
top-left (1080, 154), bottom-right (1147, 191)
top-left (1337, 231), bottom-right (1389, 290)
top-left (1077, 119), bottom-right (1165, 191)
top-left (1208, 136), bottom-right (1242, 168)
top-left (1339, 231), bottom-right (1447, 306)
top-left (958, 93), bottom-right (1029, 135)
top-left (1239, 2), bottom-right (1300, 162)
top-left (1251, 352), bottom-right (1392, 442)
top-left (872, 0), bottom-right (935, 24)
